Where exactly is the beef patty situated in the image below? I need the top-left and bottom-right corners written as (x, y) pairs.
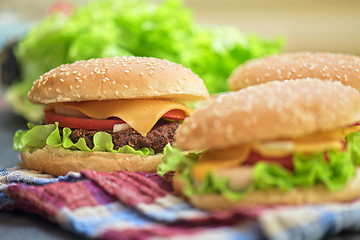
top-left (61, 120), bottom-right (179, 154)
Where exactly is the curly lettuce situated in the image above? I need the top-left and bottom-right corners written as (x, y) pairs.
top-left (14, 123), bottom-right (154, 156)
top-left (158, 132), bottom-right (360, 201)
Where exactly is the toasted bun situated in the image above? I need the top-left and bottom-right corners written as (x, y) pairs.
top-left (173, 168), bottom-right (360, 210)
top-left (28, 56), bottom-right (209, 104)
top-left (228, 52), bottom-right (360, 91)
top-left (19, 145), bottom-right (163, 176)
top-left (175, 79), bottom-right (360, 150)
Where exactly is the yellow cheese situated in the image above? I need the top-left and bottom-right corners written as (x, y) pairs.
top-left (254, 125), bottom-right (360, 157)
top-left (191, 125), bottom-right (360, 180)
top-left (253, 140), bottom-right (344, 157)
top-left (192, 144), bottom-right (251, 181)
top-left (52, 99), bottom-right (192, 136)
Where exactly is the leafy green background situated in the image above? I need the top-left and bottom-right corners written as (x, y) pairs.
top-left (7, 0), bottom-right (284, 122)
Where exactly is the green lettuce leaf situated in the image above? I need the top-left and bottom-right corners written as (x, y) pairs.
top-left (14, 123), bottom-right (155, 156)
top-left (159, 133), bottom-right (360, 201)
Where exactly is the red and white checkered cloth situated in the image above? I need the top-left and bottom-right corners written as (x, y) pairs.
top-left (1, 167), bottom-right (360, 240)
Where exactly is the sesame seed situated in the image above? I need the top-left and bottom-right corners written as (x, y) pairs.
top-left (76, 85), bottom-right (80, 89)
top-left (149, 70), bottom-right (154, 75)
top-left (60, 78), bottom-right (64, 82)
top-left (139, 72), bottom-right (144, 76)
top-left (125, 70), bottom-right (130, 73)
top-left (124, 84), bottom-right (129, 88)
top-left (112, 81), bottom-right (116, 85)
top-left (70, 85), bottom-right (73, 90)
top-left (56, 88), bottom-right (62, 93)
top-left (115, 91), bottom-right (119, 96)
top-left (160, 66), bottom-right (165, 69)
top-left (75, 94), bottom-right (80, 98)
top-left (73, 71), bottom-right (78, 74)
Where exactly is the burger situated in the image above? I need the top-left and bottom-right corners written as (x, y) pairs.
top-left (13, 56), bottom-right (209, 176)
top-left (228, 52), bottom-right (360, 91)
top-left (158, 79), bottom-right (360, 209)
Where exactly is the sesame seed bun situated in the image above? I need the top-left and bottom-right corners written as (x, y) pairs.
top-left (228, 52), bottom-right (360, 91)
top-left (173, 168), bottom-right (360, 209)
top-left (28, 56), bottom-right (209, 104)
top-left (19, 145), bottom-right (163, 176)
top-left (175, 79), bottom-right (360, 150)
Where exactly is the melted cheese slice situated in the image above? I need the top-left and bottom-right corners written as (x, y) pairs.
top-left (192, 144), bottom-right (251, 181)
top-left (192, 125), bottom-right (360, 180)
top-left (253, 140), bottom-right (344, 157)
top-left (52, 99), bottom-right (192, 136)
top-left (254, 125), bottom-right (360, 157)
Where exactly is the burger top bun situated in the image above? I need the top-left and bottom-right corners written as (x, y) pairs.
top-left (228, 52), bottom-right (360, 91)
top-left (28, 56), bottom-right (209, 104)
top-left (175, 79), bottom-right (360, 150)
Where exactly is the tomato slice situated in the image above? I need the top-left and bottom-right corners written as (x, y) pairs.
top-left (162, 109), bottom-right (187, 120)
top-left (44, 110), bottom-right (125, 130)
top-left (44, 109), bottom-right (187, 130)
top-left (243, 152), bottom-right (294, 170)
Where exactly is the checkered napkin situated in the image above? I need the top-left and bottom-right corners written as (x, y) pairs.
top-left (1, 167), bottom-right (360, 240)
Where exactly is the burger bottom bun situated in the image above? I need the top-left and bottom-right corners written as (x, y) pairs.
top-left (173, 168), bottom-right (360, 210)
top-left (20, 145), bottom-right (163, 176)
